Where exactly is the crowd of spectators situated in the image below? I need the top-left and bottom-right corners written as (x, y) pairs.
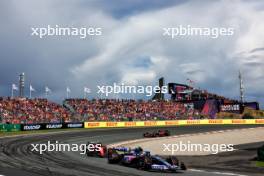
top-left (0, 97), bottom-right (73, 124)
top-left (0, 98), bottom-right (201, 124)
top-left (65, 99), bottom-right (199, 121)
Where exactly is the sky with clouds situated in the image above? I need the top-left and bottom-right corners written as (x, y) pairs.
top-left (0, 0), bottom-right (263, 108)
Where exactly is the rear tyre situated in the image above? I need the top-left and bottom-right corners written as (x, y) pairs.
top-left (181, 162), bottom-right (187, 170)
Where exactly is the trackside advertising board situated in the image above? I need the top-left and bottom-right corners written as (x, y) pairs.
top-left (84, 119), bottom-right (264, 128)
top-left (1, 120), bottom-right (264, 132)
top-left (0, 124), bottom-right (21, 132)
top-left (20, 123), bottom-right (84, 131)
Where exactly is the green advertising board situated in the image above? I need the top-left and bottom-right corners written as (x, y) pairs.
top-left (0, 124), bottom-right (21, 132)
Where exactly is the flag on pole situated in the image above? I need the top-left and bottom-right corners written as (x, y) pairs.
top-left (29, 84), bottom-right (36, 98)
top-left (66, 86), bottom-right (71, 99)
top-left (84, 87), bottom-right (91, 99)
top-left (45, 86), bottom-right (51, 92)
top-left (11, 83), bottom-right (18, 98)
top-left (45, 86), bottom-right (51, 98)
top-left (45, 86), bottom-right (51, 93)
top-left (12, 84), bottom-right (18, 91)
top-left (30, 85), bottom-right (35, 92)
top-left (66, 87), bottom-right (71, 93)
top-left (84, 87), bottom-right (91, 93)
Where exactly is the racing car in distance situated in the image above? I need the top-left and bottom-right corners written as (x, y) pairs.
top-left (107, 146), bottom-right (186, 172)
top-left (86, 141), bottom-right (107, 158)
top-left (143, 129), bottom-right (170, 138)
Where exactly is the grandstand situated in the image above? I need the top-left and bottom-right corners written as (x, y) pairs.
top-left (0, 73), bottom-right (261, 124)
top-left (64, 99), bottom-right (199, 122)
top-left (0, 97), bottom-right (201, 124)
top-left (0, 97), bottom-right (74, 124)
top-left (0, 96), bottom-right (261, 124)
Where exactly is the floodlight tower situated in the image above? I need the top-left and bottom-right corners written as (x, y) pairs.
top-left (239, 70), bottom-right (244, 103)
top-left (19, 72), bottom-right (25, 97)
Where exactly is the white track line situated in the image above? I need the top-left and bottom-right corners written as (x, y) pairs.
top-left (108, 127), bottom-right (264, 147)
top-left (189, 169), bottom-right (248, 176)
top-left (0, 128), bottom-right (115, 139)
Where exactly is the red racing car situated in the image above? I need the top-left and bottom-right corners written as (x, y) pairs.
top-left (86, 141), bottom-right (107, 157)
top-left (143, 130), bottom-right (170, 138)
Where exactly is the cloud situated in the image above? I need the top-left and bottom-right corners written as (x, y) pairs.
top-left (0, 0), bottom-right (263, 107)
top-left (250, 47), bottom-right (264, 53)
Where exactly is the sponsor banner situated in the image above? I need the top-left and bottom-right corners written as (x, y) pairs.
top-left (84, 119), bottom-right (264, 128)
top-left (64, 123), bottom-right (84, 128)
top-left (21, 122), bottom-right (84, 131)
top-left (45, 123), bottom-right (63, 129)
top-left (85, 122), bottom-right (102, 128)
top-left (208, 119), bottom-right (224, 124)
top-left (186, 119), bottom-right (201, 125)
top-left (0, 124), bottom-right (21, 132)
top-left (0, 123), bottom-right (7, 132)
top-left (220, 104), bottom-right (242, 114)
top-left (255, 119), bottom-right (264, 124)
top-left (144, 121), bottom-right (158, 126)
top-left (106, 122), bottom-right (119, 127)
top-left (124, 121), bottom-right (137, 127)
top-left (21, 124), bottom-right (44, 131)
top-left (134, 121), bottom-right (145, 127)
top-left (164, 120), bottom-right (179, 126)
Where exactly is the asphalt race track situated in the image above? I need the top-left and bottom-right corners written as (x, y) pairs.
top-left (0, 125), bottom-right (263, 176)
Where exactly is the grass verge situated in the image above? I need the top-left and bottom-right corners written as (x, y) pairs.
top-left (256, 161), bottom-right (264, 167)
